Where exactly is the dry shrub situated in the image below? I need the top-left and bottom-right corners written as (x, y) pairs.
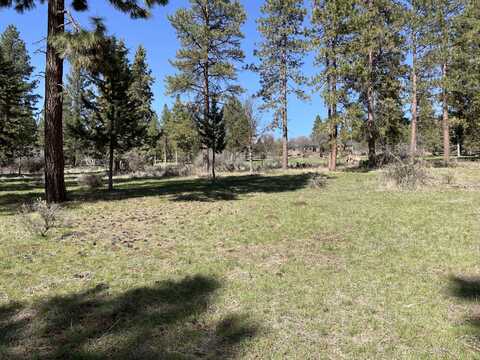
top-left (383, 160), bottom-right (428, 190)
top-left (441, 171), bottom-right (456, 185)
top-left (123, 149), bottom-right (148, 172)
top-left (308, 173), bottom-right (327, 189)
top-left (19, 198), bottom-right (62, 237)
top-left (77, 174), bottom-right (103, 189)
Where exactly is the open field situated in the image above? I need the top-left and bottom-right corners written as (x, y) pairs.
top-left (1, 164), bottom-right (480, 358)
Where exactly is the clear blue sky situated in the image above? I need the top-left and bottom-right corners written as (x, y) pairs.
top-left (0, 0), bottom-right (326, 138)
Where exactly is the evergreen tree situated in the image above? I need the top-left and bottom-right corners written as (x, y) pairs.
top-left (423, 0), bottom-right (465, 163)
top-left (82, 38), bottom-right (144, 191)
top-left (223, 96), bottom-right (250, 160)
top-left (167, 0), bottom-right (246, 177)
top-left (166, 96), bottom-right (200, 164)
top-left (129, 45), bottom-right (155, 130)
top-left (63, 65), bottom-right (90, 166)
top-left (195, 98), bottom-right (226, 180)
top-left (145, 112), bottom-right (162, 164)
top-left (0, 0), bottom-right (168, 202)
top-left (311, 115), bottom-right (329, 156)
top-left (0, 25), bottom-right (38, 164)
top-left (448, 0), bottom-right (480, 155)
top-left (253, 0), bottom-right (307, 170)
top-left (159, 104), bottom-right (172, 164)
top-left (311, 0), bottom-right (353, 171)
top-left (345, 0), bottom-right (406, 166)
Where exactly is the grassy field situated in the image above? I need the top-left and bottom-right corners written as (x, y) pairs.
top-left (1, 163), bottom-right (480, 359)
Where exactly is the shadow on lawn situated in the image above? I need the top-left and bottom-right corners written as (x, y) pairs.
top-left (0, 172), bottom-right (320, 213)
top-left (448, 276), bottom-right (480, 340)
top-left (0, 275), bottom-right (258, 359)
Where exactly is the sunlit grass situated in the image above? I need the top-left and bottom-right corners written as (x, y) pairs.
top-left (1, 165), bottom-right (480, 358)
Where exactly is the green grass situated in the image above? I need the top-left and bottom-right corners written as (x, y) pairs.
top-left (1, 165), bottom-right (480, 358)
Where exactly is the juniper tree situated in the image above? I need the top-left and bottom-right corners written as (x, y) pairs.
top-left (253, 0), bottom-right (307, 170)
top-left (0, 25), bottom-right (38, 165)
top-left (167, 0), bottom-right (246, 177)
top-left (0, 0), bottom-right (168, 202)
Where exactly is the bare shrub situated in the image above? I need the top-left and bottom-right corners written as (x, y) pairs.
top-left (77, 174), bottom-right (103, 189)
top-left (19, 198), bottom-right (62, 237)
top-left (308, 173), bottom-right (327, 189)
top-left (383, 160), bottom-right (428, 190)
top-left (123, 149), bottom-right (148, 172)
top-left (15, 156), bottom-right (44, 174)
top-left (441, 171), bottom-right (456, 185)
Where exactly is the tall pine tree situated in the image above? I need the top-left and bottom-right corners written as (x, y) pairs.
top-left (167, 0), bottom-right (245, 178)
top-left (0, 0), bottom-right (168, 202)
top-left (253, 0), bottom-right (307, 170)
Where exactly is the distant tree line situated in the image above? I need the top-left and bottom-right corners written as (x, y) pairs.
top-left (1, 0), bottom-right (480, 200)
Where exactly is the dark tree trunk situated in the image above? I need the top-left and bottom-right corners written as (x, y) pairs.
top-left (442, 62), bottom-right (450, 164)
top-left (281, 43), bottom-right (288, 170)
top-left (211, 148), bottom-right (216, 181)
top-left (108, 138), bottom-right (114, 192)
top-left (327, 49), bottom-right (338, 172)
top-left (410, 39), bottom-right (418, 158)
top-left (44, 0), bottom-right (66, 203)
top-left (367, 47), bottom-right (376, 168)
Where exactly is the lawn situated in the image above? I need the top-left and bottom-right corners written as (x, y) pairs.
top-left (1, 164), bottom-right (480, 359)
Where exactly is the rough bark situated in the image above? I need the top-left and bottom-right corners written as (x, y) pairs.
top-left (410, 40), bottom-right (418, 158)
top-left (44, 0), bottom-right (66, 203)
top-left (281, 41), bottom-right (288, 170)
top-left (442, 62), bottom-right (450, 163)
top-left (367, 46), bottom-right (376, 168)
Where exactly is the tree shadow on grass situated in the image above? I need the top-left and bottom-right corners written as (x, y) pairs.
top-left (0, 275), bottom-right (259, 359)
top-left (0, 172), bottom-right (321, 214)
top-left (447, 276), bottom-right (480, 345)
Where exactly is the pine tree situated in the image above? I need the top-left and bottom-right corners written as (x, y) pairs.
top-left (311, 0), bottom-right (354, 171)
top-left (63, 65), bottom-right (90, 166)
top-left (223, 96), bottom-right (250, 160)
top-left (0, 0), bottom-right (168, 202)
top-left (195, 98), bottom-right (226, 180)
top-left (167, 0), bottom-right (245, 177)
top-left (82, 38), bottom-right (144, 191)
top-left (166, 96), bottom-right (200, 164)
top-left (129, 45), bottom-right (155, 130)
top-left (345, 0), bottom-right (406, 166)
top-left (0, 25), bottom-right (38, 165)
top-left (423, 0), bottom-right (465, 163)
top-left (253, 0), bottom-right (307, 170)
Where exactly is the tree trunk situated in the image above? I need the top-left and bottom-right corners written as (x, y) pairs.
top-left (327, 50), bottom-right (338, 172)
top-left (44, 0), bottom-right (66, 203)
top-left (248, 144), bottom-right (253, 174)
top-left (442, 62), bottom-right (450, 164)
top-left (211, 149), bottom-right (216, 181)
top-left (410, 38), bottom-right (418, 158)
top-left (367, 46), bottom-right (376, 168)
top-left (281, 43), bottom-right (288, 170)
top-left (108, 139), bottom-right (114, 192)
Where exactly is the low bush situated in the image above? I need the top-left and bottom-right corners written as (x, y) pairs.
top-left (308, 173), bottom-right (327, 189)
top-left (19, 198), bottom-right (62, 237)
top-left (77, 174), bottom-right (103, 189)
top-left (383, 160), bottom-right (428, 190)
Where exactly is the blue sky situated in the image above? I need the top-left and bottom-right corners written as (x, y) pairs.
top-left (1, 0), bottom-right (326, 138)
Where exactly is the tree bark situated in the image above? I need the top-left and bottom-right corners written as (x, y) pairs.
top-left (108, 138), bottom-right (114, 192)
top-left (367, 48), bottom-right (375, 168)
top-left (410, 38), bottom-right (418, 158)
top-left (44, 0), bottom-right (66, 203)
top-left (281, 41), bottom-right (288, 170)
top-left (442, 62), bottom-right (450, 163)
top-left (327, 49), bottom-right (338, 172)
top-left (248, 144), bottom-right (253, 174)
